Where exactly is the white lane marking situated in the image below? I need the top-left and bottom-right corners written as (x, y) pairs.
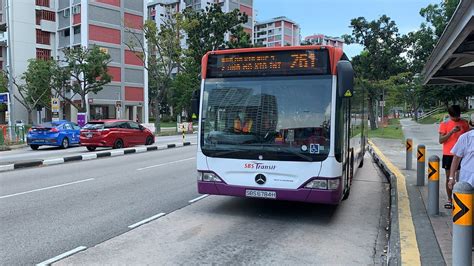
top-left (42, 158), bottom-right (65, 166)
top-left (128, 212), bottom-right (166, 229)
top-left (0, 178), bottom-right (95, 200)
top-left (188, 194), bottom-right (209, 204)
top-left (0, 164), bottom-right (15, 172)
top-left (81, 153), bottom-right (97, 160)
top-left (36, 246), bottom-right (87, 266)
top-left (136, 157), bottom-right (195, 171)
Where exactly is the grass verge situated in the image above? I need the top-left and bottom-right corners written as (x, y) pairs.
top-left (368, 119), bottom-right (404, 140)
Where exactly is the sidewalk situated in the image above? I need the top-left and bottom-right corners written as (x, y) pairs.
top-left (372, 118), bottom-right (470, 265)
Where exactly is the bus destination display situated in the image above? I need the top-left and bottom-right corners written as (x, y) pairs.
top-left (206, 50), bottom-right (329, 78)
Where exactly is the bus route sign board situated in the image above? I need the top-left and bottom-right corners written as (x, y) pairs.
top-left (0, 93), bottom-right (8, 104)
top-left (207, 49), bottom-right (330, 78)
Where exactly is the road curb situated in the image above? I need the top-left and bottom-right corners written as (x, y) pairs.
top-left (368, 139), bottom-right (421, 265)
top-left (0, 141), bottom-right (194, 173)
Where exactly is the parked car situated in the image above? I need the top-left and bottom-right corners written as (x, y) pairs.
top-left (27, 120), bottom-right (81, 150)
top-left (80, 120), bottom-right (155, 151)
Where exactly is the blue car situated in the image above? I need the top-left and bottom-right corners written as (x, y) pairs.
top-left (27, 120), bottom-right (81, 150)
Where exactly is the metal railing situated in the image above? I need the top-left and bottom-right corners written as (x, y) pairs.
top-left (418, 106), bottom-right (445, 121)
top-left (0, 125), bottom-right (27, 147)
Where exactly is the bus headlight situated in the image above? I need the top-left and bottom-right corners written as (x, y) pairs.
top-left (328, 179), bottom-right (340, 190)
top-left (198, 172), bottom-right (222, 182)
top-left (305, 180), bottom-right (327, 189)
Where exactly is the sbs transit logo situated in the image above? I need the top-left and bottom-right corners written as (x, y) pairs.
top-left (244, 162), bottom-right (276, 170)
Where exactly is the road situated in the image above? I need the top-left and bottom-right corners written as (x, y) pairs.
top-left (1, 145), bottom-right (389, 265)
top-left (0, 134), bottom-right (197, 165)
top-left (58, 154), bottom-right (390, 265)
top-left (0, 145), bottom-right (200, 265)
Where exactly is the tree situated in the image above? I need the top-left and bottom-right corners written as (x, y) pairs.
top-left (171, 4), bottom-right (251, 121)
top-left (125, 17), bottom-right (183, 132)
top-left (53, 46), bottom-right (112, 114)
top-left (168, 70), bottom-right (199, 119)
top-left (344, 15), bottom-right (407, 129)
top-left (182, 4), bottom-right (249, 68)
top-left (8, 59), bottom-right (55, 124)
top-left (420, 0), bottom-right (460, 38)
top-left (404, 23), bottom-right (438, 74)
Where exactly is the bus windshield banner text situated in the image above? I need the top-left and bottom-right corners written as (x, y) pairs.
top-left (206, 50), bottom-right (330, 78)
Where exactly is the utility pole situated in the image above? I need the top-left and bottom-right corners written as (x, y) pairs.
top-left (5, 0), bottom-right (14, 130)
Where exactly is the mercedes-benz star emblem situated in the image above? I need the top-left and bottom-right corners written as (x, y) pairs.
top-left (255, 174), bottom-right (266, 185)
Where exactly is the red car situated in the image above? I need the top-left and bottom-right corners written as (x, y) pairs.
top-left (80, 120), bottom-right (155, 151)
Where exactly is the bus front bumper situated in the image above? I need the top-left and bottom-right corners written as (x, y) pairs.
top-left (197, 181), bottom-right (343, 205)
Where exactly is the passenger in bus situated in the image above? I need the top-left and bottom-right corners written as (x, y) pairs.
top-left (242, 116), bottom-right (253, 133)
top-left (233, 116), bottom-right (242, 133)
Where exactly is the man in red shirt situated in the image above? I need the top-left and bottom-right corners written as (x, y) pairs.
top-left (439, 105), bottom-right (469, 208)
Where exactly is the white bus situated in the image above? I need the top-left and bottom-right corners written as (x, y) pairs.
top-left (192, 46), bottom-right (367, 204)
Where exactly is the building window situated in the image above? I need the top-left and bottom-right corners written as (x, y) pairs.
top-left (72, 5), bottom-right (81, 15)
top-left (36, 0), bottom-right (50, 7)
top-left (73, 26), bottom-right (80, 34)
top-left (63, 8), bottom-right (70, 18)
top-left (43, 10), bottom-right (55, 21)
top-left (36, 10), bottom-right (56, 24)
top-left (36, 29), bottom-right (50, 45)
top-left (36, 48), bottom-right (51, 60)
top-left (64, 28), bottom-right (70, 37)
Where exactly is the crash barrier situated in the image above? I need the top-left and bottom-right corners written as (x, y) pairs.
top-left (417, 144), bottom-right (426, 186)
top-left (406, 138), bottom-right (413, 170)
top-left (452, 182), bottom-right (472, 266)
top-left (427, 155), bottom-right (440, 216)
top-left (0, 125), bottom-right (26, 146)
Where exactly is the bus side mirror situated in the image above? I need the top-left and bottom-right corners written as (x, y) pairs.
top-left (191, 90), bottom-right (200, 120)
top-left (337, 60), bottom-right (354, 98)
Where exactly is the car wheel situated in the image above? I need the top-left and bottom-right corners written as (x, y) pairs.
top-left (61, 137), bottom-right (69, 149)
top-left (145, 136), bottom-right (154, 145)
top-left (86, 146), bottom-right (97, 152)
top-left (30, 145), bottom-right (39, 150)
top-left (113, 139), bottom-right (124, 149)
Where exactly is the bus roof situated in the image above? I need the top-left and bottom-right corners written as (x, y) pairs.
top-left (201, 45), bottom-right (345, 79)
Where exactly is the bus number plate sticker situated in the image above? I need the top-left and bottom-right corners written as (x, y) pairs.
top-left (310, 144), bottom-right (320, 154)
top-left (245, 190), bottom-right (277, 199)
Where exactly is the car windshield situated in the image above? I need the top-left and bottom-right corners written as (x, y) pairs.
top-left (201, 76), bottom-right (332, 162)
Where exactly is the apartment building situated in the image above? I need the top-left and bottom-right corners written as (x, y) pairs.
top-left (253, 16), bottom-right (300, 47)
top-left (0, 0), bottom-right (147, 124)
top-left (304, 34), bottom-right (344, 48)
top-left (147, 0), bottom-right (254, 39)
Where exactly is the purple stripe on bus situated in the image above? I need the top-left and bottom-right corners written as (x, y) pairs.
top-left (197, 181), bottom-right (342, 205)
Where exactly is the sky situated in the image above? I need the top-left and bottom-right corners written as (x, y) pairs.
top-left (254, 0), bottom-right (439, 58)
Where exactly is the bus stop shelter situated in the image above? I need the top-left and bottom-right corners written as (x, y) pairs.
top-left (422, 0), bottom-right (474, 85)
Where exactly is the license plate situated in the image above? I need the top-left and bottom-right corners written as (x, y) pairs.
top-left (245, 190), bottom-right (276, 199)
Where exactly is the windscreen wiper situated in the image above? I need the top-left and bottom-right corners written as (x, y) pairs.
top-left (276, 148), bottom-right (314, 162)
top-left (208, 149), bottom-right (249, 157)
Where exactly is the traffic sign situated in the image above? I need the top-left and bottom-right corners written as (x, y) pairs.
top-left (379, 101), bottom-right (386, 107)
top-left (51, 97), bottom-right (60, 112)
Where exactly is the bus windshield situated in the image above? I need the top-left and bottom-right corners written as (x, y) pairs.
top-left (201, 75), bottom-right (332, 162)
